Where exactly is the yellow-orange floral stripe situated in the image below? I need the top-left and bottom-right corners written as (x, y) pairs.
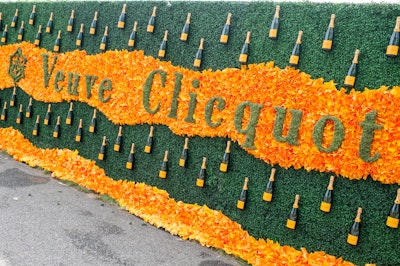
top-left (1, 42), bottom-right (400, 184)
top-left (0, 127), bottom-right (354, 266)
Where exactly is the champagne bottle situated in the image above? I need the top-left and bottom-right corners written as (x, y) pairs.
top-left (347, 207), bottom-right (362, 246)
top-left (34, 25), bottom-right (42, 46)
top-left (54, 30), bottom-right (62, 52)
top-left (144, 126), bottom-right (154, 153)
top-left (179, 137), bottom-right (189, 167)
top-left (126, 143), bottom-right (135, 169)
top-left (263, 168), bottom-right (276, 202)
top-left (76, 24), bottom-right (84, 48)
top-left (286, 194), bottom-right (300, 230)
top-left (320, 176), bottom-right (335, 212)
top-left (0, 102), bottom-right (6, 121)
top-left (89, 109), bottom-right (97, 133)
top-left (193, 38), bottom-right (204, 69)
top-left (128, 21), bottom-right (138, 49)
top-left (114, 126), bottom-right (123, 152)
top-left (16, 104), bottom-right (23, 124)
top-left (159, 150), bottom-right (169, 179)
top-left (65, 102), bottom-right (73, 125)
top-left (220, 13), bottom-right (232, 44)
top-left (1, 24), bottom-right (7, 44)
top-left (46, 12), bottom-right (53, 34)
top-left (11, 9), bottom-right (18, 28)
top-left (10, 86), bottom-right (16, 107)
top-left (289, 31), bottom-right (303, 68)
top-left (99, 26), bottom-right (108, 52)
top-left (75, 118), bottom-right (83, 142)
top-left (386, 17), bottom-right (400, 58)
top-left (180, 13), bottom-right (191, 42)
top-left (0, 13), bottom-right (2, 32)
top-left (269, 5), bottom-right (280, 40)
top-left (237, 177), bottom-right (249, 210)
top-left (147, 6), bottom-right (157, 33)
top-left (344, 49), bottom-right (360, 89)
top-left (53, 116), bottom-right (61, 138)
top-left (239, 31), bottom-right (251, 65)
top-left (196, 157), bottom-right (207, 187)
top-left (44, 104), bottom-right (51, 125)
top-left (29, 5), bottom-right (36, 25)
top-left (25, 97), bottom-right (32, 118)
top-left (90, 11), bottom-right (98, 35)
top-left (386, 188), bottom-right (400, 229)
top-left (158, 30), bottom-right (168, 59)
top-left (67, 10), bottom-right (75, 32)
top-left (17, 21), bottom-right (24, 41)
top-left (118, 4), bottom-right (127, 29)
top-left (32, 115), bottom-right (40, 136)
top-left (219, 140), bottom-right (231, 172)
top-left (98, 136), bottom-right (107, 161)
top-left (322, 14), bottom-right (336, 51)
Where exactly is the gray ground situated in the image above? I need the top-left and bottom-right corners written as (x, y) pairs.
top-left (0, 152), bottom-right (243, 266)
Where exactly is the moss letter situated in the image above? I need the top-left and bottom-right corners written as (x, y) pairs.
top-left (68, 72), bottom-right (80, 96)
top-left (234, 101), bottom-right (263, 149)
top-left (143, 70), bottom-right (166, 114)
top-left (184, 93), bottom-right (197, 123)
top-left (54, 70), bottom-right (64, 92)
top-left (273, 107), bottom-right (303, 146)
top-left (85, 75), bottom-right (98, 99)
top-left (98, 78), bottom-right (112, 103)
top-left (42, 53), bottom-right (58, 88)
top-left (168, 72), bottom-right (183, 119)
top-left (205, 96), bottom-right (225, 128)
top-left (359, 110), bottom-right (382, 162)
top-left (312, 116), bottom-right (345, 153)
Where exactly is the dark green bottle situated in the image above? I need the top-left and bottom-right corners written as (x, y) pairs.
top-left (386, 188), bottom-right (400, 229)
top-left (9, 86), bottom-right (16, 107)
top-left (118, 4), bottom-right (126, 29)
top-left (114, 126), bottom-right (123, 152)
top-left (90, 11), bottom-right (98, 35)
top-left (75, 119), bottom-right (83, 142)
top-left (193, 38), bottom-right (204, 69)
top-left (180, 13), bottom-right (191, 42)
top-left (76, 24), bottom-right (84, 48)
top-left (98, 136), bottom-right (107, 161)
top-left (159, 151), bottom-right (168, 179)
top-left (286, 194), bottom-right (300, 230)
top-left (262, 168), bottom-right (276, 202)
top-left (144, 126), bottom-right (154, 153)
top-left (239, 32), bottom-right (251, 65)
top-left (89, 109), bottom-right (96, 133)
top-left (220, 13), bottom-right (231, 44)
top-left (158, 30), bottom-right (168, 59)
top-left (1, 24), bottom-right (7, 44)
top-left (32, 115), bottom-right (40, 136)
top-left (44, 104), bottom-right (51, 125)
top-left (126, 143), bottom-right (135, 169)
top-left (147, 6), bottom-right (157, 33)
top-left (67, 10), bottom-right (75, 32)
top-left (347, 208), bottom-right (362, 246)
top-left (0, 102), bottom-right (6, 121)
top-left (269, 6), bottom-right (280, 40)
top-left (16, 104), bottom-right (23, 124)
top-left (11, 9), bottom-right (18, 28)
top-left (17, 21), bottom-right (24, 41)
top-left (54, 30), bottom-right (62, 52)
top-left (322, 14), bottom-right (336, 51)
top-left (65, 102), bottom-right (73, 125)
top-left (46, 12), bottom-right (53, 34)
top-left (344, 49), bottom-right (360, 89)
top-left (219, 140), bottom-right (231, 172)
top-left (386, 17), bottom-right (400, 57)
top-left (289, 31), bottom-right (303, 68)
top-left (25, 97), bottom-right (32, 118)
top-left (196, 157), bottom-right (207, 187)
top-left (128, 21), bottom-right (137, 49)
top-left (99, 26), bottom-right (108, 52)
top-left (179, 137), bottom-right (189, 167)
top-left (320, 176), bottom-right (335, 213)
top-left (34, 25), bottom-right (42, 46)
top-left (237, 177), bottom-right (249, 210)
top-left (29, 5), bottom-right (36, 25)
top-left (53, 116), bottom-right (60, 138)
top-left (0, 12), bottom-right (3, 31)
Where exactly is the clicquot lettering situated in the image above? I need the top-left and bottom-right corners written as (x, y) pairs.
top-left (0, 102), bottom-right (6, 121)
top-left (16, 104), bottom-right (23, 124)
top-left (344, 49), bottom-right (360, 89)
top-left (34, 25), bottom-right (42, 46)
top-left (158, 30), bottom-right (168, 59)
top-left (144, 126), bottom-right (154, 153)
top-left (179, 137), bottom-right (189, 167)
top-left (100, 26), bottom-right (108, 52)
top-left (44, 104), bottom-right (51, 125)
top-left (386, 17), bottom-right (400, 58)
top-left (29, 5), bottom-right (36, 25)
top-left (286, 194), bottom-right (300, 230)
top-left (239, 31), bottom-right (251, 65)
top-left (237, 177), bottom-right (249, 210)
top-left (98, 136), bottom-right (107, 161)
top-left (32, 115), bottom-right (40, 136)
top-left (67, 10), bottom-right (75, 32)
top-left (320, 175), bottom-right (335, 212)
top-left (53, 116), bottom-right (61, 138)
top-left (118, 4), bottom-right (127, 29)
top-left (180, 13), bottom-right (191, 42)
top-left (46, 12), bottom-right (53, 34)
top-left (347, 207), bottom-right (362, 246)
top-left (262, 168), bottom-right (276, 202)
top-left (65, 102), bottom-right (73, 125)
top-left (147, 6), bottom-right (157, 33)
top-left (386, 188), bottom-right (400, 229)
top-left (289, 30), bottom-right (303, 68)
top-left (76, 24), bottom-right (84, 47)
top-left (1, 24), bottom-right (7, 44)
top-left (54, 30), bottom-right (62, 52)
top-left (89, 109), bottom-right (97, 133)
top-left (25, 97), bottom-right (32, 118)
top-left (322, 14), bottom-right (336, 51)
top-left (9, 86), bottom-right (16, 107)
top-left (90, 11), bottom-right (98, 35)
top-left (128, 21), bottom-right (138, 49)
top-left (196, 157), bottom-right (207, 187)
top-left (114, 126), bottom-right (123, 152)
top-left (126, 143), bottom-right (135, 170)
top-left (220, 13), bottom-right (232, 44)
top-left (193, 38), bottom-right (204, 69)
top-left (75, 119), bottom-right (83, 142)
top-left (269, 5), bottom-right (280, 40)
top-left (219, 140), bottom-right (231, 172)
top-left (17, 21), bottom-right (24, 41)
top-left (11, 9), bottom-right (18, 28)
top-left (159, 150), bottom-right (169, 179)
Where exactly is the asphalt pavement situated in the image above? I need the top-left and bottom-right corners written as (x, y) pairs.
top-left (0, 152), bottom-right (243, 266)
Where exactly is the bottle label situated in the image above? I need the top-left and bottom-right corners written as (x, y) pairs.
top-left (180, 33), bottom-right (188, 41)
top-left (29, 19), bottom-right (34, 25)
top-left (147, 25), bottom-right (154, 33)
top-left (320, 201), bottom-right (331, 212)
top-left (220, 163), bottom-right (228, 172)
top-left (90, 28), bottom-right (95, 35)
top-left (344, 76), bottom-right (356, 87)
top-left (347, 234), bottom-right (358, 245)
top-left (386, 216), bottom-right (399, 228)
top-left (34, 39), bottom-right (40, 46)
top-left (32, 129), bottom-right (37, 136)
top-left (239, 54), bottom-right (248, 64)
top-left (128, 39), bottom-right (135, 47)
top-left (286, 219), bottom-right (296, 229)
top-left (220, 34), bottom-right (228, 44)
top-left (126, 162), bottom-right (133, 169)
top-left (18, 34), bottom-right (22, 41)
top-left (289, 55), bottom-right (299, 65)
top-left (144, 145), bottom-right (151, 153)
top-left (98, 153), bottom-right (104, 160)
top-left (16, 118), bottom-right (20, 124)
top-left (263, 192), bottom-right (273, 202)
top-left (1, 115), bottom-right (5, 121)
top-left (75, 135), bottom-right (81, 142)
top-left (237, 200), bottom-right (245, 209)
top-left (159, 170), bottom-right (167, 179)
top-left (386, 45), bottom-right (399, 56)
top-left (76, 39), bottom-right (81, 46)
top-left (1, 37), bottom-right (6, 43)
top-left (196, 179), bottom-right (204, 187)
top-left (46, 27), bottom-right (51, 33)
top-left (53, 132), bottom-right (58, 138)
top-left (100, 43), bottom-right (106, 51)
top-left (26, 112), bottom-right (31, 118)
top-left (118, 21), bottom-right (125, 29)
top-left (114, 144), bottom-right (120, 152)
top-left (67, 25), bottom-right (73, 32)
top-left (11, 22), bottom-right (15, 28)
top-left (44, 119), bottom-right (49, 125)
top-left (194, 59), bottom-right (201, 68)
top-left (66, 118), bottom-right (71, 125)
top-left (322, 40), bottom-right (332, 50)
top-left (179, 159), bottom-right (186, 167)
top-left (10, 101), bottom-right (14, 107)
top-left (89, 126), bottom-right (95, 133)
top-left (54, 45), bottom-right (59, 52)
top-left (269, 29), bottom-right (278, 39)
top-left (158, 50), bottom-right (166, 58)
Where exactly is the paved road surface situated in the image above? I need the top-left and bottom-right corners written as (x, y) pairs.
top-left (0, 152), bottom-right (243, 266)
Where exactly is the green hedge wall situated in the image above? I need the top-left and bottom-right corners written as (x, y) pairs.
top-left (1, 2), bottom-right (400, 265)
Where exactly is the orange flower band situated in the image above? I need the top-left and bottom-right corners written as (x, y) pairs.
top-left (1, 42), bottom-right (399, 184)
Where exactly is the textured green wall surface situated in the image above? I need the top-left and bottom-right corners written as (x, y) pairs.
top-left (1, 2), bottom-right (400, 265)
